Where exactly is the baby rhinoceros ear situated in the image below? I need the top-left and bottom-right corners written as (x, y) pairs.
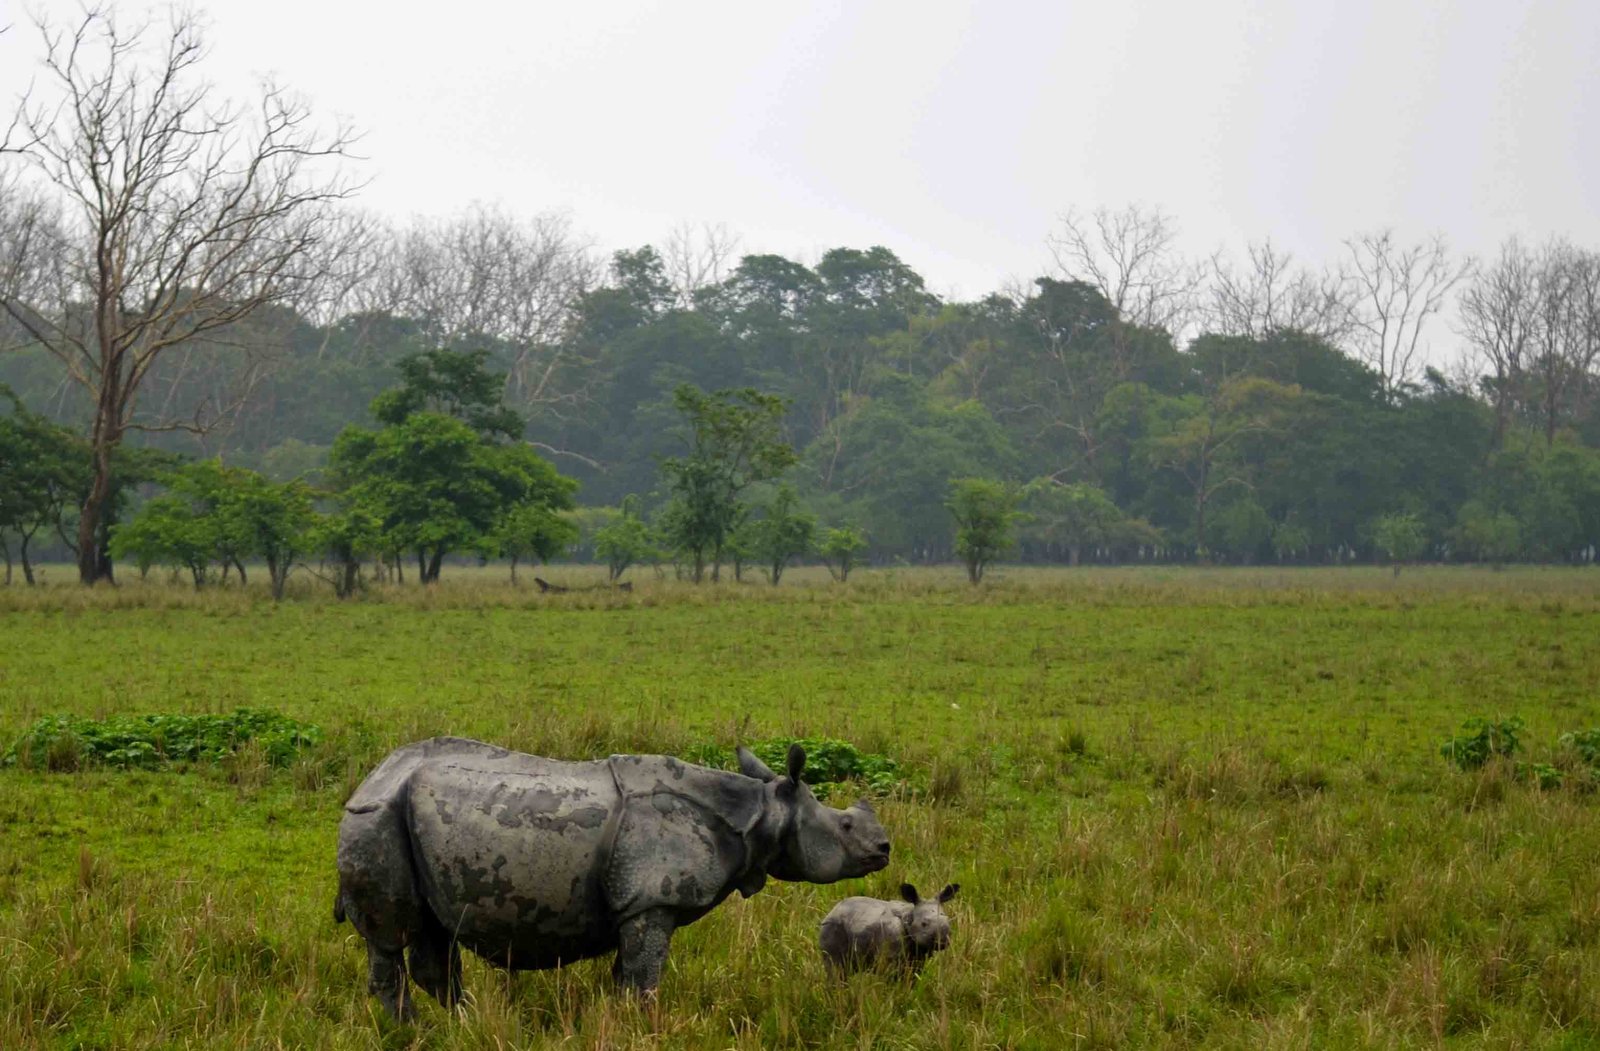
top-left (900, 883), bottom-right (921, 904)
top-left (938, 883), bottom-right (960, 903)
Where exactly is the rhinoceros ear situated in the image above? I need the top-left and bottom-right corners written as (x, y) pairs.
top-left (900, 883), bottom-right (921, 904)
top-left (938, 883), bottom-right (960, 903)
top-left (737, 746), bottom-right (779, 783)
top-left (786, 743), bottom-right (806, 784)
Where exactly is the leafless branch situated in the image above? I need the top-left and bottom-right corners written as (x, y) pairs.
top-left (1344, 230), bottom-right (1472, 399)
top-left (1048, 204), bottom-right (1206, 340)
top-left (1206, 240), bottom-right (1354, 344)
top-left (662, 221), bottom-right (740, 310)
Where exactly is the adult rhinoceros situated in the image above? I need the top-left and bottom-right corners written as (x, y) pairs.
top-left (334, 736), bottom-right (891, 1017)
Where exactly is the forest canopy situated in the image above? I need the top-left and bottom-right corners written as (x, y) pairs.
top-left (3, 9), bottom-right (1599, 586)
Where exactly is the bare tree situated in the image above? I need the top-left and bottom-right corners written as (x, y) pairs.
top-left (1048, 204), bottom-right (1206, 339)
top-left (0, 6), bottom-right (360, 584)
top-left (662, 221), bottom-right (740, 310)
top-left (1457, 238), bottom-right (1537, 446)
top-left (1522, 241), bottom-right (1600, 445)
top-left (1566, 248), bottom-right (1600, 430)
top-left (381, 205), bottom-right (597, 414)
top-left (1207, 240), bottom-right (1353, 344)
top-left (1344, 230), bottom-right (1472, 400)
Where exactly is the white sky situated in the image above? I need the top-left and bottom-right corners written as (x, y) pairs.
top-left (3, 0), bottom-right (1598, 313)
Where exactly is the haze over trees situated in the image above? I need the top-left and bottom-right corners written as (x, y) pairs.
top-left (4, 11), bottom-right (1600, 585)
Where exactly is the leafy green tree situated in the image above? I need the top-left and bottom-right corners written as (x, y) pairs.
top-left (1022, 480), bottom-right (1123, 566)
top-left (239, 476), bottom-right (315, 600)
top-left (1373, 512), bottom-right (1428, 576)
top-left (659, 385), bottom-right (797, 582)
top-left (308, 506), bottom-right (381, 599)
top-left (332, 413), bottom-right (574, 584)
top-left (947, 478), bottom-right (1023, 584)
top-left (1209, 496), bottom-right (1272, 564)
top-left (1271, 520), bottom-right (1312, 564)
top-left (592, 496), bottom-right (658, 582)
top-left (494, 502), bottom-right (579, 584)
top-left (329, 350), bottom-right (576, 583)
top-left (371, 348), bottom-right (524, 440)
top-left (110, 495), bottom-right (216, 588)
top-left (1108, 516), bottom-right (1166, 561)
top-left (259, 439), bottom-right (329, 484)
top-left (811, 373), bottom-right (1017, 561)
top-left (724, 510), bottom-right (758, 582)
top-left (330, 413), bottom-right (501, 583)
top-left (819, 526), bottom-right (867, 582)
top-left (749, 485), bottom-right (816, 585)
top-left (108, 460), bottom-right (315, 596)
top-left (1453, 500), bottom-right (1522, 566)
top-left (163, 461), bottom-right (255, 584)
top-left (1145, 377), bottom-right (1299, 558)
top-left (0, 391), bottom-right (88, 585)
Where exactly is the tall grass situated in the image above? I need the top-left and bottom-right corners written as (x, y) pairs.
top-left (2, 567), bottom-right (1599, 1047)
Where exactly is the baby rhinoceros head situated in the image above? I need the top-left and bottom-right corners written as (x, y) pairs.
top-left (900, 882), bottom-right (959, 955)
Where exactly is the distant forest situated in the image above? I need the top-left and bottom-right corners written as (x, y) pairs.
top-left (5, 8), bottom-right (1600, 590)
top-left (5, 206), bottom-right (1598, 573)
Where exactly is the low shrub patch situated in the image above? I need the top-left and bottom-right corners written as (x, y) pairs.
top-left (683, 737), bottom-right (905, 794)
top-left (3, 709), bottom-right (323, 771)
top-left (1441, 716), bottom-right (1523, 771)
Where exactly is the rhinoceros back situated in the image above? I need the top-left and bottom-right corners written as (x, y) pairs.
top-left (402, 743), bottom-right (624, 968)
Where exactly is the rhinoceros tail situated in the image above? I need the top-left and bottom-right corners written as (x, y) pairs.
top-left (333, 890), bottom-right (347, 925)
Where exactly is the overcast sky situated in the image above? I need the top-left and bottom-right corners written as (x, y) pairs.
top-left (2, 0), bottom-right (1597, 311)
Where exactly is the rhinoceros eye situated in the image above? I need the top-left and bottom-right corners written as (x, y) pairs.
top-left (841, 816), bottom-right (854, 832)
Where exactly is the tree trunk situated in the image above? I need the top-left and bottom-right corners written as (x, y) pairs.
top-left (510, 554), bottom-right (519, 585)
top-left (20, 532), bottom-right (36, 586)
top-left (426, 549), bottom-right (444, 583)
top-left (338, 558), bottom-right (359, 598)
top-left (1, 535), bottom-right (11, 585)
top-left (1069, 544), bottom-right (1081, 567)
top-left (76, 447), bottom-right (115, 585)
top-left (76, 365), bottom-right (123, 586)
top-left (233, 558), bottom-right (247, 586)
top-left (267, 554), bottom-right (287, 601)
top-left (416, 550), bottom-right (428, 582)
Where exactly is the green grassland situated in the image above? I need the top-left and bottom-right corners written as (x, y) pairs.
top-left (4, 566), bottom-right (1600, 1048)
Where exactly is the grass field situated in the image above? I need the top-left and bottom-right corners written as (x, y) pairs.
top-left (3, 565), bottom-right (1600, 1048)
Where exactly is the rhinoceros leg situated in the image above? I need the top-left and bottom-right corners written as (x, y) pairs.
top-left (364, 942), bottom-right (413, 1021)
top-left (338, 804), bottom-right (429, 1020)
top-left (612, 908), bottom-right (676, 994)
top-left (407, 913), bottom-right (463, 1009)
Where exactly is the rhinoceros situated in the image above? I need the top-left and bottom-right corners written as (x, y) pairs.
top-left (333, 736), bottom-right (891, 1017)
top-left (819, 882), bottom-right (959, 972)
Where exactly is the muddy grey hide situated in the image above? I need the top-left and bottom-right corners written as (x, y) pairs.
top-left (334, 736), bottom-right (891, 1017)
top-left (819, 882), bottom-right (959, 972)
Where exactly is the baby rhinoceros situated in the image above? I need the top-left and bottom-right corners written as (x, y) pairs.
top-left (819, 882), bottom-right (959, 973)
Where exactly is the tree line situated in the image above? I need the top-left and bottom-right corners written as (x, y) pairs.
top-left (3, 7), bottom-right (1600, 587)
